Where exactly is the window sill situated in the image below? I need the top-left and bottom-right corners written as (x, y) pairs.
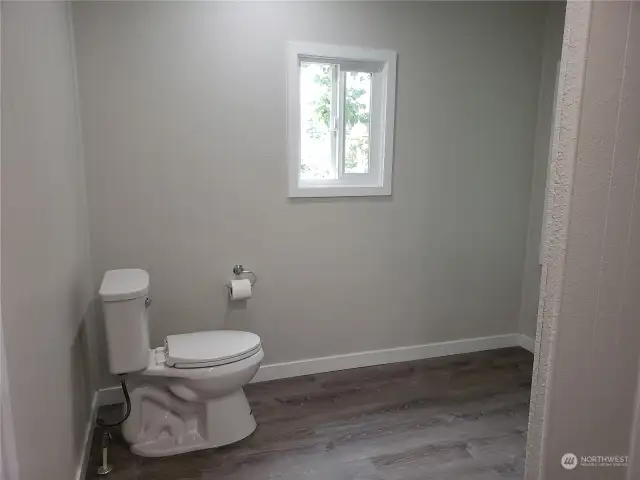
top-left (288, 184), bottom-right (391, 198)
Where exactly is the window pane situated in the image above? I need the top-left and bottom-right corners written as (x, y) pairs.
top-left (344, 72), bottom-right (372, 174)
top-left (300, 62), bottom-right (335, 180)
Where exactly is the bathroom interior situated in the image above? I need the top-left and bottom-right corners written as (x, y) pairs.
top-left (1, 1), bottom-right (568, 479)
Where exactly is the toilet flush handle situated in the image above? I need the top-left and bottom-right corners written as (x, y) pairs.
top-left (145, 297), bottom-right (152, 308)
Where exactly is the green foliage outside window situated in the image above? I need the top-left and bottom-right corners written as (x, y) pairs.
top-left (304, 65), bottom-right (370, 172)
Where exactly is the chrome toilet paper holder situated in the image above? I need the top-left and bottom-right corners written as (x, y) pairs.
top-left (225, 264), bottom-right (257, 290)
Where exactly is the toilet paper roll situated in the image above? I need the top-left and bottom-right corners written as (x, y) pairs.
top-left (229, 278), bottom-right (252, 300)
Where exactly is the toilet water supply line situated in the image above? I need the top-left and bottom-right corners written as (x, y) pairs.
top-left (95, 378), bottom-right (132, 475)
top-left (97, 379), bottom-right (132, 428)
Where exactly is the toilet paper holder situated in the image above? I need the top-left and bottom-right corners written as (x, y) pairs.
top-left (225, 264), bottom-right (257, 289)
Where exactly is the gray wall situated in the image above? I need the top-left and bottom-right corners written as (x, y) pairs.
top-left (525, 1), bottom-right (640, 478)
top-left (72, 1), bottom-right (547, 387)
top-left (518, 2), bottom-right (565, 340)
top-left (1, 2), bottom-right (96, 479)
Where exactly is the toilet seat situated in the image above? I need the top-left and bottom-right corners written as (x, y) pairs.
top-left (165, 330), bottom-right (262, 369)
top-left (142, 345), bottom-right (264, 379)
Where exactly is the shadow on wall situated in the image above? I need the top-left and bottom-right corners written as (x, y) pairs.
top-left (70, 302), bottom-right (98, 458)
top-left (92, 299), bottom-right (113, 394)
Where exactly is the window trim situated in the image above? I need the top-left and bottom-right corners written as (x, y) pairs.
top-left (287, 42), bottom-right (397, 198)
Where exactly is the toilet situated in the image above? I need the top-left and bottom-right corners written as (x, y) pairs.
top-left (99, 269), bottom-right (264, 457)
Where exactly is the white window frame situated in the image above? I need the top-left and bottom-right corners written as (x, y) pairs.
top-left (287, 42), bottom-right (397, 198)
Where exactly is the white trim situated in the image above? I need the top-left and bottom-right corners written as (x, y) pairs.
top-left (251, 334), bottom-right (522, 383)
top-left (518, 334), bottom-right (536, 353)
top-left (75, 392), bottom-right (98, 480)
top-left (289, 42), bottom-right (396, 66)
top-left (287, 41), bottom-right (397, 198)
top-left (289, 184), bottom-right (392, 198)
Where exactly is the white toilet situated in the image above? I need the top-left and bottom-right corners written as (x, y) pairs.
top-left (99, 269), bottom-right (264, 457)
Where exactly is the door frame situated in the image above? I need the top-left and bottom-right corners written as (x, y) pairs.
top-left (524, 1), bottom-right (592, 478)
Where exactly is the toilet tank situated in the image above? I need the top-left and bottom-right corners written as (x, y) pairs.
top-left (99, 269), bottom-right (151, 375)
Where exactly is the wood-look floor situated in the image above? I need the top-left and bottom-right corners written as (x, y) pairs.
top-left (87, 347), bottom-right (533, 480)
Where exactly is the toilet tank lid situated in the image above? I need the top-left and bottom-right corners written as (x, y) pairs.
top-left (99, 269), bottom-right (149, 302)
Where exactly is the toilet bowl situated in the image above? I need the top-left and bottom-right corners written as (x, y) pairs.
top-left (99, 269), bottom-right (264, 457)
top-left (122, 331), bottom-right (264, 457)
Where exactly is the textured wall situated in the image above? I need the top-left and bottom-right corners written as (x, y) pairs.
top-left (72, 1), bottom-right (547, 388)
top-left (526, 1), bottom-right (640, 478)
top-left (518, 2), bottom-right (565, 341)
top-left (1, 2), bottom-right (97, 479)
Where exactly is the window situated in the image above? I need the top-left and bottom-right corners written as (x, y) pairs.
top-left (287, 42), bottom-right (397, 197)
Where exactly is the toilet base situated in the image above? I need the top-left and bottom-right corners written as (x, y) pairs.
top-left (124, 387), bottom-right (257, 457)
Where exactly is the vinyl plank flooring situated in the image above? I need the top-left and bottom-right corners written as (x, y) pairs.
top-left (86, 347), bottom-right (533, 480)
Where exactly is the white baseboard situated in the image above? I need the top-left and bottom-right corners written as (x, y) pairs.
top-left (251, 333), bottom-right (521, 383)
top-left (518, 334), bottom-right (536, 353)
top-left (95, 333), bottom-right (532, 402)
top-left (75, 392), bottom-right (98, 480)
